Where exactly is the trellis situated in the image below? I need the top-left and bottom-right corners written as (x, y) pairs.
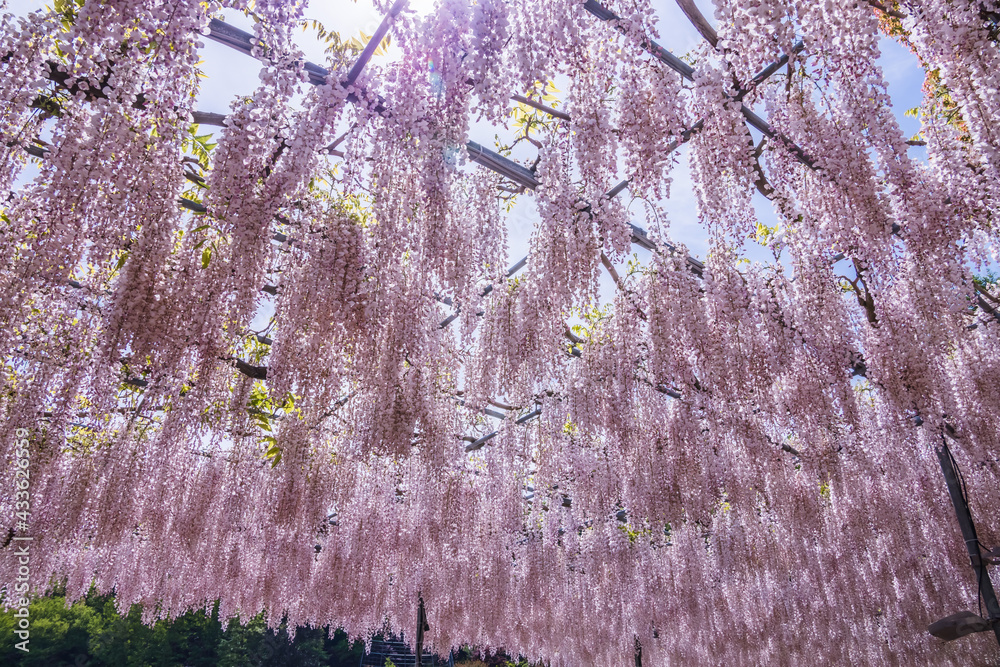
top-left (185, 0), bottom-right (1000, 654)
top-left (4, 0), bottom-right (1000, 663)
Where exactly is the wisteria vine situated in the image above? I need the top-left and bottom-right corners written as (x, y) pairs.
top-left (1, 0), bottom-right (999, 664)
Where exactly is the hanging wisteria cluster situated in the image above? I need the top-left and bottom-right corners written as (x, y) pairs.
top-left (1, 0), bottom-right (1000, 663)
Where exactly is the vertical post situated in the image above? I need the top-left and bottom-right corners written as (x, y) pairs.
top-left (634, 636), bottom-right (642, 667)
top-left (416, 595), bottom-right (429, 666)
top-left (936, 441), bottom-right (1000, 646)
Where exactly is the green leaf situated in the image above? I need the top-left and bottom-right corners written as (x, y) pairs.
top-left (263, 441), bottom-right (282, 467)
top-left (201, 246), bottom-right (212, 269)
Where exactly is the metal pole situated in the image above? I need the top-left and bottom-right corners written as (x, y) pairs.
top-left (936, 440), bottom-right (1000, 646)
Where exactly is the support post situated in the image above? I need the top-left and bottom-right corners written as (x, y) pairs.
top-left (634, 636), bottom-right (642, 667)
top-left (416, 595), bottom-right (429, 666)
top-left (936, 441), bottom-right (1000, 646)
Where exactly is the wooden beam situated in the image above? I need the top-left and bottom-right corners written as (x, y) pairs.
top-left (935, 440), bottom-right (1000, 645)
top-left (674, 0), bottom-right (718, 48)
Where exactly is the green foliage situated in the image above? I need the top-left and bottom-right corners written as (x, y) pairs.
top-left (974, 270), bottom-right (999, 289)
top-left (111, 250), bottom-right (129, 276)
top-left (186, 223), bottom-right (221, 277)
top-left (247, 381), bottom-right (300, 468)
top-left (508, 81), bottom-right (561, 143)
top-left (874, 2), bottom-right (999, 142)
top-left (755, 219), bottom-right (781, 247)
top-left (217, 615), bottom-right (329, 667)
top-left (47, 0), bottom-right (86, 30)
top-left (569, 303), bottom-right (611, 341)
top-left (451, 646), bottom-right (543, 667)
top-left (180, 124), bottom-right (217, 205)
top-left (0, 594), bottom-right (96, 666)
top-left (510, 82), bottom-right (560, 133)
top-left (300, 19), bottom-right (392, 62)
top-left (0, 589), bottom-right (365, 667)
top-left (922, 68), bottom-right (967, 138)
top-left (0, 591), bottom-right (223, 667)
top-left (493, 81), bottom-right (563, 205)
top-left (183, 124), bottom-right (217, 176)
top-left (625, 253), bottom-right (645, 278)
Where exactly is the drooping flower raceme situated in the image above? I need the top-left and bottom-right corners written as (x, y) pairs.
top-left (0, 1), bottom-right (998, 666)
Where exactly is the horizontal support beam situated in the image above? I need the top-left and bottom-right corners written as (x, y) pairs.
top-left (583, 1), bottom-right (815, 170)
